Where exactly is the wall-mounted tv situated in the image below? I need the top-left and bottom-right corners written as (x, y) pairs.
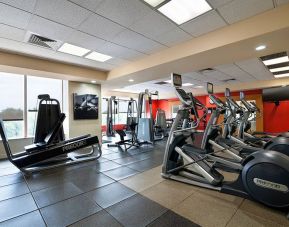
top-left (73, 94), bottom-right (98, 120)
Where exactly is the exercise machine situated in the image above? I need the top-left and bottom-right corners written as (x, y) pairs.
top-left (0, 94), bottom-right (101, 174)
top-left (162, 73), bottom-right (289, 217)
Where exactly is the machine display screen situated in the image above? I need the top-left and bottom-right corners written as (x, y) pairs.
top-left (172, 73), bottom-right (182, 87)
top-left (207, 83), bottom-right (213, 94)
top-left (225, 88), bottom-right (231, 97)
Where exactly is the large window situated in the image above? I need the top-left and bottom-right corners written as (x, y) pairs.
top-left (0, 72), bottom-right (67, 139)
top-left (0, 73), bottom-right (24, 138)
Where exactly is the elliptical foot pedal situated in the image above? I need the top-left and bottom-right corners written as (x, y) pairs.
top-left (212, 162), bottom-right (240, 173)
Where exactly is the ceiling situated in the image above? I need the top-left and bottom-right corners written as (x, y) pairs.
top-left (0, 0), bottom-right (289, 97)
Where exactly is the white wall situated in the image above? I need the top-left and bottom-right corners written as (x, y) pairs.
top-left (68, 81), bottom-right (102, 139)
top-left (0, 137), bottom-right (33, 159)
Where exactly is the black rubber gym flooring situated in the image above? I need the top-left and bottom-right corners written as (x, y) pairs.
top-left (0, 140), bottom-right (199, 227)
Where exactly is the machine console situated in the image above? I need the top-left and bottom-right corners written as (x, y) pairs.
top-left (171, 73), bottom-right (193, 106)
top-left (207, 83), bottom-right (213, 94)
top-left (225, 88), bottom-right (231, 97)
top-left (240, 91), bottom-right (245, 100)
top-left (171, 73), bottom-right (182, 87)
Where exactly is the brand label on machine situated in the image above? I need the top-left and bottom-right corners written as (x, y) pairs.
top-left (253, 178), bottom-right (289, 192)
top-left (62, 141), bottom-right (87, 152)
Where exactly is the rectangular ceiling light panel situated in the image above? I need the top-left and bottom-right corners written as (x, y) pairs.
top-left (158, 0), bottom-right (212, 25)
top-left (58, 43), bottom-right (90, 56)
top-left (85, 51), bottom-right (112, 62)
top-left (270, 66), bottom-right (289, 73)
top-left (144, 0), bottom-right (166, 7)
top-left (274, 73), bottom-right (289, 78)
top-left (263, 56), bottom-right (289, 66)
top-left (182, 83), bottom-right (193, 86)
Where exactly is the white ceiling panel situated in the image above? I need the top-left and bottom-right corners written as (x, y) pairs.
top-left (98, 42), bottom-right (146, 60)
top-left (112, 29), bottom-right (165, 54)
top-left (275, 0), bottom-right (289, 6)
top-left (154, 27), bottom-right (192, 47)
top-left (106, 57), bottom-right (131, 66)
top-left (79, 13), bottom-right (124, 41)
top-left (65, 30), bottom-right (106, 52)
top-left (27, 15), bottom-right (74, 41)
top-left (202, 70), bottom-right (232, 81)
top-left (218, 0), bottom-right (273, 24)
top-left (0, 24), bottom-right (26, 41)
top-left (183, 72), bottom-right (208, 81)
top-left (35, 0), bottom-right (91, 28)
top-left (235, 58), bottom-right (274, 80)
top-left (207, 0), bottom-right (233, 8)
top-left (0, 0), bottom-right (37, 12)
top-left (214, 63), bottom-right (256, 82)
top-left (0, 3), bottom-right (32, 29)
top-left (129, 10), bottom-right (176, 40)
top-left (180, 10), bottom-right (227, 37)
top-left (94, 0), bottom-right (151, 27)
top-left (68, 0), bottom-right (104, 10)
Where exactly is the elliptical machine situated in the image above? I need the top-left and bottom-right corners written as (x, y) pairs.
top-left (162, 73), bottom-right (289, 217)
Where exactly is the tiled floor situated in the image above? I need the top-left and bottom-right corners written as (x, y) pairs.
top-left (0, 140), bottom-right (288, 227)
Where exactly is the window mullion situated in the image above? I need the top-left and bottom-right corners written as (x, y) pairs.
top-left (24, 75), bottom-right (28, 138)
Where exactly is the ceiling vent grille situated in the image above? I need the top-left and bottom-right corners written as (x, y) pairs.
top-left (199, 68), bottom-right (214, 73)
top-left (27, 33), bottom-right (61, 50)
top-left (222, 78), bottom-right (236, 83)
top-left (155, 81), bottom-right (169, 85)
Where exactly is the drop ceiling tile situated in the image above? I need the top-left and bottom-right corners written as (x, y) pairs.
top-left (0, 24), bottom-right (26, 41)
top-left (0, 3), bottom-right (32, 29)
top-left (68, 0), bottom-right (104, 10)
top-left (112, 29), bottom-right (166, 54)
top-left (35, 0), bottom-right (91, 28)
top-left (154, 27), bottom-right (192, 47)
top-left (106, 57), bottom-right (131, 66)
top-left (180, 10), bottom-right (227, 37)
top-left (218, 0), bottom-right (273, 24)
top-left (183, 72), bottom-right (208, 82)
top-left (79, 13), bottom-right (124, 41)
top-left (65, 30), bottom-right (106, 51)
top-left (215, 63), bottom-right (256, 82)
top-left (206, 0), bottom-right (233, 8)
top-left (275, 0), bottom-right (289, 6)
top-left (202, 70), bottom-right (232, 81)
top-left (0, 0), bottom-right (37, 12)
top-left (95, 0), bottom-right (151, 27)
top-left (27, 15), bottom-right (74, 41)
top-left (235, 58), bottom-right (274, 80)
top-left (129, 10), bottom-right (176, 40)
top-left (98, 42), bottom-right (146, 60)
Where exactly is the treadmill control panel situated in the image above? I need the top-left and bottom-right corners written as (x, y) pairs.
top-left (209, 95), bottom-right (225, 108)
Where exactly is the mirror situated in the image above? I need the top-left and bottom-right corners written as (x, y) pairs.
top-left (225, 88), bottom-right (231, 97)
top-left (207, 82), bottom-right (213, 94)
top-left (240, 91), bottom-right (245, 100)
top-left (171, 73), bottom-right (182, 87)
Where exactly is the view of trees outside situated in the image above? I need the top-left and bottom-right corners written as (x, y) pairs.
top-left (0, 73), bottom-right (24, 138)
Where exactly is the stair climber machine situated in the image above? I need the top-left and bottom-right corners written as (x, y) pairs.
top-left (223, 88), bottom-right (289, 156)
top-left (162, 73), bottom-right (289, 218)
top-left (238, 91), bottom-right (289, 144)
top-left (0, 94), bottom-right (102, 174)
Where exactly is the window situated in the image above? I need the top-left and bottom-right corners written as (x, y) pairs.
top-left (102, 98), bottom-right (108, 126)
top-left (27, 76), bottom-right (63, 137)
top-left (0, 73), bottom-right (24, 138)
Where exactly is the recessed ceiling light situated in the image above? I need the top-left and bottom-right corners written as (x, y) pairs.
top-left (164, 80), bottom-right (172, 83)
top-left (158, 0), bottom-right (212, 25)
top-left (195, 85), bottom-right (204, 88)
top-left (129, 79), bottom-right (134, 82)
top-left (85, 51), bottom-right (112, 62)
top-left (58, 43), bottom-right (90, 56)
top-left (274, 73), bottom-right (289, 78)
top-left (270, 66), bottom-right (289, 73)
top-left (255, 45), bottom-right (266, 51)
top-left (183, 83), bottom-right (194, 86)
top-left (91, 80), bottom-right (96, 83)
top-left (144, 0), bottom-right (165, 7)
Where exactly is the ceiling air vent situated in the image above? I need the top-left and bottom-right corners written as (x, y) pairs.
top-left (155, 81), bottom-right (169, 85)
top-left (26, 33), bottom-right (61, 50)
top-left (199, 68), bottom-right (214, 73)
top-left (222, 78), bottom-right (236, 83)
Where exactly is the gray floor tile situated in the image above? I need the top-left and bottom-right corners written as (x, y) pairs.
top-left (0, 173), bottom-right (24, 187)
top-left (0, 167), bottom-right (20, 177)
top-left (126, 159), bottom-right (161, 172)
top-left (147, 210), bottom-right (200, 227)
top-left (69, 210), bottom-right (122, 227)
top-left (0, 210), bottom-right (46, 227)
top-left (71, 172), bottom-right (115, 192)
top-left (40, 194), bottom-right (102, 227)
top-left (33, 182), bottom-right (83, 208)
top-left (102, 152), bottom-right (132, 160)
top-left (103, 166), bottom-right (139, 181)
top-left (0, 194), bottom-right (37, 222)
top-left (113, 154), bottom-right (150, 165)
top-left (85, 182), bottom-right (136, 208)
top-left (107, 194), bottom-right (167, 227)
top-left (95, 161), bottom-right (122, 172)
top-left (0, 181), bottom-right (29, 202)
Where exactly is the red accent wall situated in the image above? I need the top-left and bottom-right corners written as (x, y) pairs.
top-left (263, 101), bottom-right (289, 133)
